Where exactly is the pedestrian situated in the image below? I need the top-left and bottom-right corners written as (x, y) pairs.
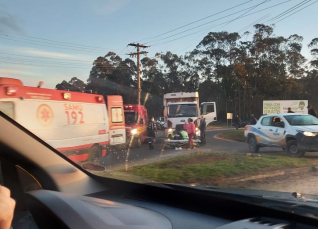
top-left (287, 107), bottom-right (294, 113)
top-left (184, 118), bottom-right (195, 149)
top-left (147, 116), bottom-right (157, 150)
top-left (249, 114), bottom-right (257, 125)
top-left (233, 114), bottom-right (241, 130)
top-left (199, 115), bottom-right (206, 146)
top-left (307, 105), bottom-right (317, 117)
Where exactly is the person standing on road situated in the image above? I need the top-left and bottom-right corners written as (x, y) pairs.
top-left (184, 118), bottom-right (195, 149)
top-left (199, 115), bottom-right (206, 146)
top-left (287, 107), bottom-right (294, 113)
top-left (147, 116), bottom-right (157, 150)
top-left (233, 114), bottom-right (241, 130)
top-left (249, 114), bottom-right (257, 125)
top-left (307, 105), bottom-right (317, 117)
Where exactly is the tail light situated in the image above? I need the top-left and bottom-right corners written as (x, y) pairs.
top-left (6, 86), bottom-right (18, 96)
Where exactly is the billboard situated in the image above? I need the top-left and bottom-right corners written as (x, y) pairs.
top-left (263, 100), bottom-right (308, 114)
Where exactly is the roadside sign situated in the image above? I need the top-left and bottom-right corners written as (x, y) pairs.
top-left (227, 113), bottom-right (233, 119)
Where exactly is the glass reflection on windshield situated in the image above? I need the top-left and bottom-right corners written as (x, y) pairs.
top-left (284, 115), bottom-right (318, 126)
top-left (168, 104), bottom-right (197, 118)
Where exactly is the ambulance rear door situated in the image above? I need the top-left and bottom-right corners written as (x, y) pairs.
top-left (107, 95), bottom-right (126, 147)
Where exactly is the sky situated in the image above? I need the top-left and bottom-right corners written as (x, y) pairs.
top-left (0, 0), bottom-right (317, 88)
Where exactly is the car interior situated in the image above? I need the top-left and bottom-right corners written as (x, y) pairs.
top-left (2, 111), bottom-right (318, 229)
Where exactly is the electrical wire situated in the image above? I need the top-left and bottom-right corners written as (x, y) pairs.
top-left (135, 0), bottom-right (254, 43)
top-left (150, 0), bottom-right (291, 46)
top-left (0, 32), bottom-right (123, 52)
top-left (0, 34), bottom-right (123, 54)
top-left (144, 1), bottom-right (272, 45)
top-left (172, 13), bottom-right (270, 54)
top-left (267, 0), bottom-right (311, 22)
top-left (0, 56), bottom-right (136, 70)
top-left (273, 0), bottom-right (318, 23)
top-left (238, 14), bottom-right (271, 33)
top-left (222, 0), bottom-right (270, 28)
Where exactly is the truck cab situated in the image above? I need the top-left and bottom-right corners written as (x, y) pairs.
top-left (124, 104), bottom-right (148, 148)
top-left (163, 92), bottom-right (217, 138)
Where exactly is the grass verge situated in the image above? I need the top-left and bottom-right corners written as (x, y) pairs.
top-left (218, 130), bottom-right (245, 142)
top-left (123, 152), bottom-right (315, 185)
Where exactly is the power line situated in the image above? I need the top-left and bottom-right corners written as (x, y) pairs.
top-left (0, 34), bottom-right (123, 54)
top-left (146, 0), bottom-right (288, 46)
top-left (268, 0), bottom-right (311, 22)
top-left (136, 0), bottom-right (254, 43)
top-left (0, 32), bottom-right (123, 51)
top-left (238, 14), bottom-right (271, 33)
top-left (0, 52), bottom-right (93, 63)
top-left (173, 13), bottom-right (270, 54)
top-left (144, 2), bottom-right (269, 45)
top-left (222, 0), bottom-right (270, 28)
top-left (150, 0), bottom-right (291, 47)
top-left (273, 0), bottom-right (318, 23)
top-left (0, 57), bottom-right (136, 70)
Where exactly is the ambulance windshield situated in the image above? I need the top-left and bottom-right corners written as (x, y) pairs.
top-left (124, 112), bottom-right (138, 124)
top-left (168, 104), bottom-right (197, 118)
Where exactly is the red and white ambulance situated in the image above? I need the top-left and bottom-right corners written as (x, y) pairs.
top-left (124, 104), bottom-right (148, 148)
top-left (0, 77), bottom-right (126, 163)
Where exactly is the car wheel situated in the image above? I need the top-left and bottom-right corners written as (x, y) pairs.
top-left (88, 145), bottom-right (101, 164)
top-left (285, 140), bottom-right (305, 158)
top-left (248, 137), bottom-right (260, 153)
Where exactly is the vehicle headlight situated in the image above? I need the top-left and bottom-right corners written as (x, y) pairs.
top-left (131, 129), bottom-right (137, 135)
top-left (196, 131), bottom-right (200, 135)
top-left (168, 128), bottom-right (172, 132)
top-left (196, 127), bottom-right (198, 131)
top-left (303, 131), bottom-right (317, 137)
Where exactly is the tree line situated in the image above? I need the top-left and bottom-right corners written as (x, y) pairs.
top-left (56, 24), bottom-right (318, 120)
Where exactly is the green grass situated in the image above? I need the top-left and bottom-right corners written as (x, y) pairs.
top-left (207, 121), bottom-right (228, 129)
top-left (124, 152), bottom-right (315, 184)
top-left (218, 130), bottom-right (245, 142)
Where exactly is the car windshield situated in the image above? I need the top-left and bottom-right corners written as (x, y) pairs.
top-left (2, 0), bottom-right (318, 208)
top-left (124, 112), bottom-right (138, 124)
top-left (284, 115), bottom-right (318, 126)
top-left (168, 104), bottom-right (197, 117)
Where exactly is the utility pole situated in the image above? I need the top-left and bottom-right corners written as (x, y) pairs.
top-left (127, 43), bottom-right (149, 105)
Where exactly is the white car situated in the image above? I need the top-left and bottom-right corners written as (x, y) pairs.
top-left (244, 114), bottom-right (318, 157)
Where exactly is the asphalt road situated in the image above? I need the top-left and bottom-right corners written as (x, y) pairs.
top-left (98, 128), bottom-right (288, 170)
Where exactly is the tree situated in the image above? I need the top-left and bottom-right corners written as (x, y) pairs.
top-left (55, 77), bottom-right (86, 92)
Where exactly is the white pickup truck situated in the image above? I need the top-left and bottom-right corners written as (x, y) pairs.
top-left (244, 113), bottom-right (318, 158)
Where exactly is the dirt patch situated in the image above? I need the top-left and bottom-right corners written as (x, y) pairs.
top-left (219, 165), bottom-right (318, 195)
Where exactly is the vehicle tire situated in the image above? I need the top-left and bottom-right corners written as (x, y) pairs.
top-left (285, 140), bottom-right (306, 158)
top-left (88, 145), bottom-right (101, 164)
top-left (135, 138), bottom-right (142, 148)
top-left (248, 137), bottom-right (260, 153)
